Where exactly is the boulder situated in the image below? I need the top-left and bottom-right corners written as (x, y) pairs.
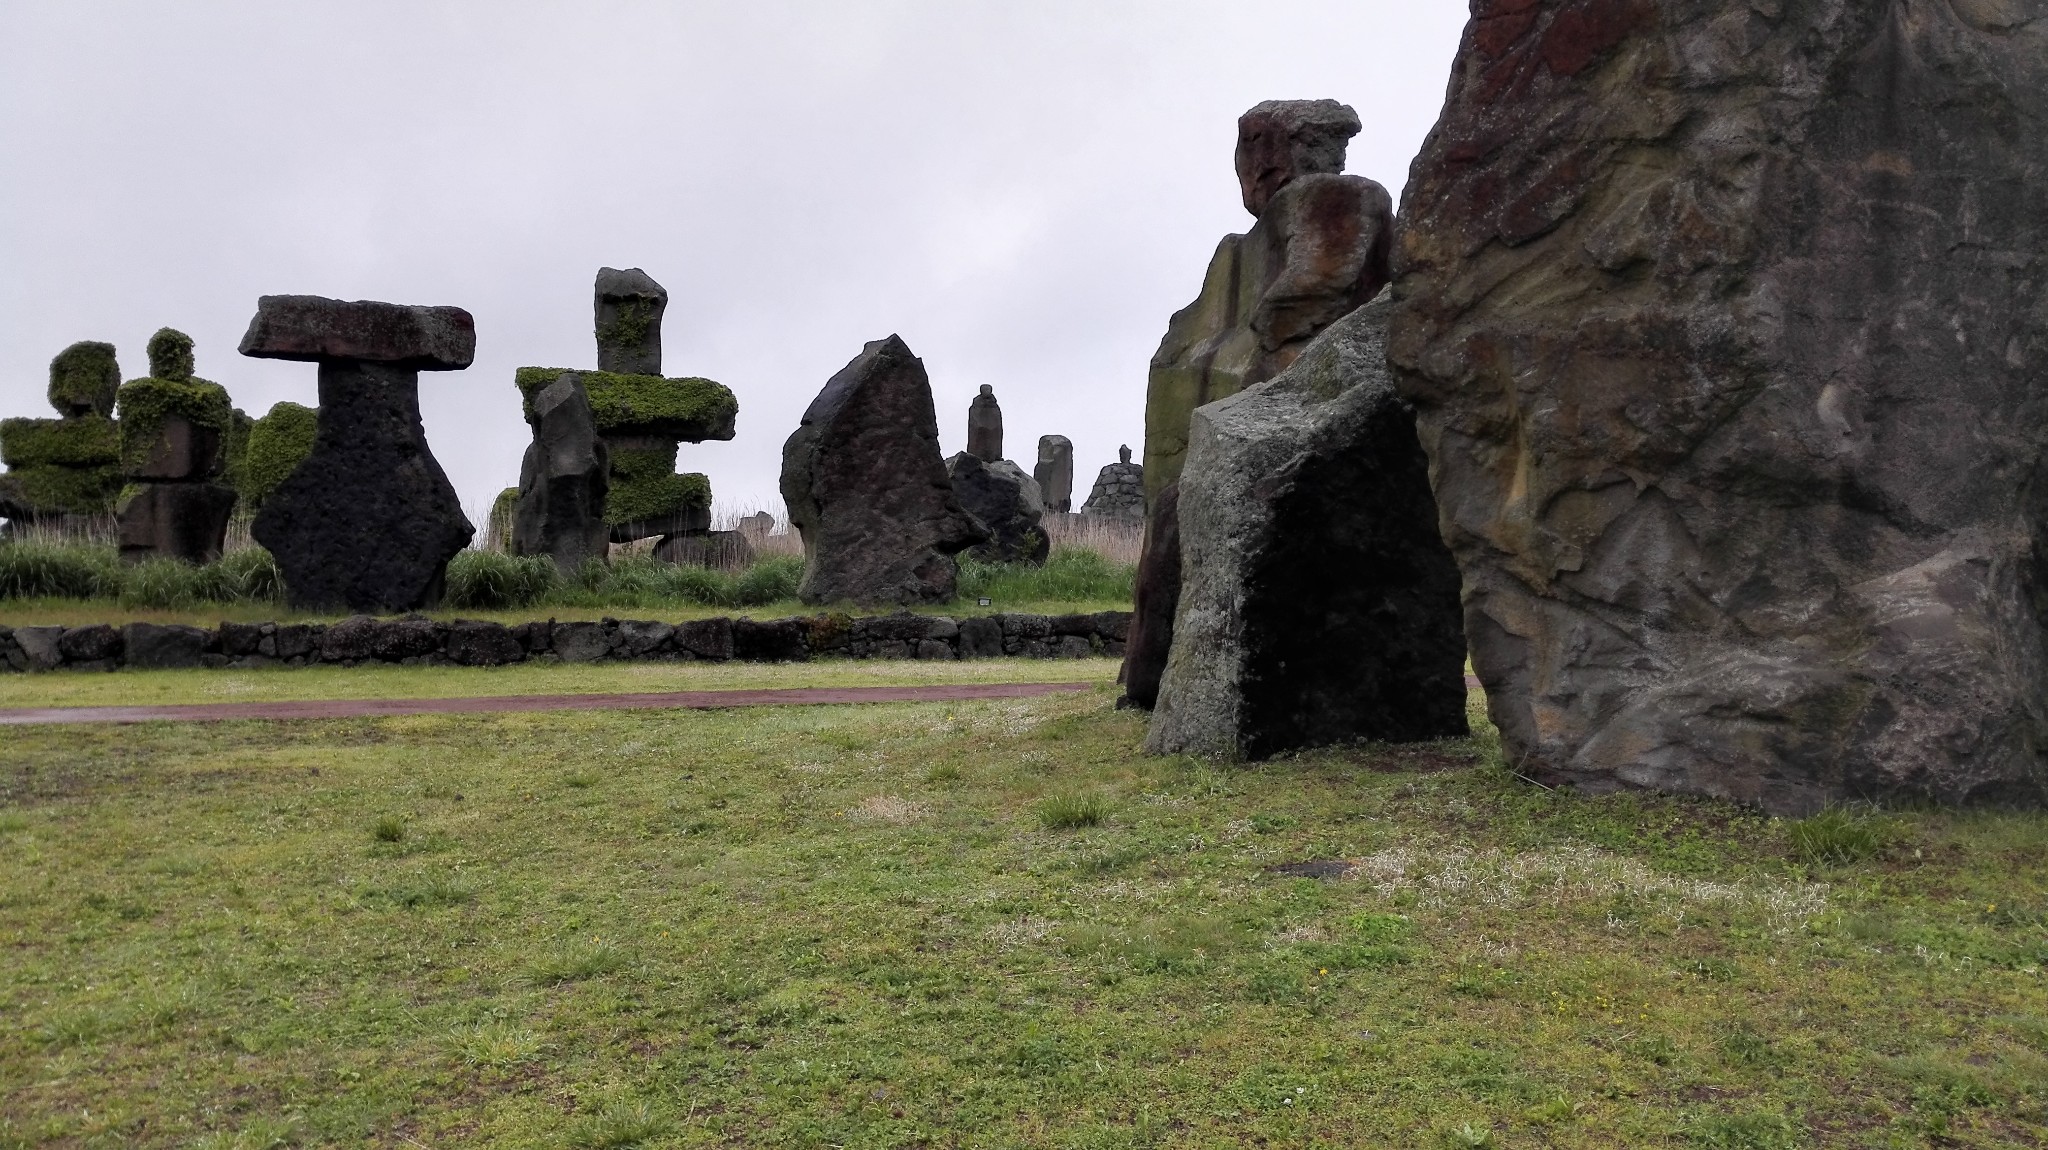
top-left (12, 626), bottom-right (63, 671)
top-left (58, 624), bottom-right (121, 663)
top-left (780, 335), bottom-right (986, 606)
top-left (733, 618), bottom-right (807, 661)
top-left (1080, 446), bottom-right (1145, 519)
top-left (967, 384), bottom-right (1003, 461)
top-left (614, 619), bottom-right (674, 658)
top-left (676, 617), bottom-right (734, 661)
top-left (595, 267), bottom-right (667, 376)
top-left (1034, 435), bottom-right (1074, 512)
top-left (946, 452), bottom-right (1048, 565)
top-left (1389, 2), bottom-right (2048, 812)
top-left (122, 623), bottom-right (210, 670)
top-left (446, 620), bottom-right (525, 666)
top-left (116, 483), bottom-right (238, 566)
top-left (512, 373), bottom-right (611, 574)
top-left (1147, 295), bottom-right (1468, 759)
top-left (957, 616), bottom-right (1004, 659)
top-left (552, 621), bottom-right (611, 663)
top-left (242, 295), bottom-right (476, 613)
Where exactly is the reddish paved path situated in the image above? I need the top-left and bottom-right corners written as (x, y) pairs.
top-left (0, 681), bottom-right (1096, 727)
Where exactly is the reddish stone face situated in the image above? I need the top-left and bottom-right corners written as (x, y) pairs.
top-left (1232, 99), bottom-right (1362, 218)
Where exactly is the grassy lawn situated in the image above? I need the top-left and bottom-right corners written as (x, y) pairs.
top-left (3, 670), bottom-right (2047, 1148)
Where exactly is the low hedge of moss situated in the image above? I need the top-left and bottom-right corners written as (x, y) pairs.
top-left (240, 402), bottom-right (318, 508)
top-left (0, 416), bottom-right (120, 469)
top-left (606, 470), bottom-right (710, 526)
top-left (514, 367), bottom-right (736, 440)
top-left (115, 377), bottom-right (235, 474)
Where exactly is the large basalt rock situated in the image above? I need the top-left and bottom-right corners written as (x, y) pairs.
top-left (781, 335), bottom-right (986, 606)
top-left (947, 452), bottom-right (1048, 565)
top-left (513, 373), bottom-right (610, 574)
top-left (242, 295), bottom-right (476, 612)
top-left (116, 483), bottom-right (238, 566)
top-left (1147, 295), bottom-right (1467, 759)
top-left (1390, 1), bottom-right (2048, 812)
top-left (1034, 435), bottom-right (1073, 513)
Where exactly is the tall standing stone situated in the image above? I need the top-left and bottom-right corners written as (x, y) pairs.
top-left (967, 384), bottom-right (1004, 462)
top-left (1034, 435), bottom-right (1074, 513)
top-left (781, 335), bottom-right (986, 606)
top-left (1127, 99), bottom-right (1394, 708)
top-left (595, 267), bottom-right (667, 376)
top-left (1147, 294), bottom-right (1467, 758)
top-left (1391, 2), bottom-right (2048, 812)
top-left (513, 373), bottom-right (610, 574)
top-left (240, 296), bottom-right (476, 612)
top-left (114, 328), bottom-right (240, 564)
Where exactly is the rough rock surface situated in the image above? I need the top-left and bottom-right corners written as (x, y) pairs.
top-left (947, 452), bottom-right (1048, 565)
top-left (1119, 480), bottom-right (1180, 710)
top-left (243, 297), bottom-right (475, 612)
top-left (781, 335), bottom-right (985, 606)
top-left (1390, 2), bottom-right (2048, 812)
top-left (513, 373), bottom-right (610, 574)
top-left (595, 267), bottom-right (667, 376)
top-left (116, 483), bottom-right (238, 565)
top-left (1080, 446), bottom-right (1145, 519)
top-left (1034, 435), bottom-right (1073, 512)
top-left (113, 333), bottom-right (241, 564)
top-left (967, 384), bottom-right (1003, 461)
top-left (1147, 295), bottom-right (1467, 758)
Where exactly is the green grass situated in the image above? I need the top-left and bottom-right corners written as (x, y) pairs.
top-left (4, 674), bottom-right (2047, 1146)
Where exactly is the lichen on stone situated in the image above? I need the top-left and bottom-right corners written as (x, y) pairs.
top-left (48, 341), bottom-right (120, 418)
top-left (0, 415), bottom-right (120, 469)
top-left (240, 401), bottom-right (318, 509)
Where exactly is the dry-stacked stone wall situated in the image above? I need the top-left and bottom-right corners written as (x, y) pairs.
top-left (0, 611), bottom-right (1130, 673)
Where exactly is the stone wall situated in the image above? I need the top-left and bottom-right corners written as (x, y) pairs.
top-left (0, 611), bottom-right (1131, 673)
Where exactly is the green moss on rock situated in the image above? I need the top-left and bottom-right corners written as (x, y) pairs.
top-left (222, 408), bottom-right (254, 494)
top-left (1, 463), bottom-right (124, 515)
top-left (116, 377), bottom-right (235, 474)
top-left (607, 443), bottom-right (681, 482)
top-left (0, 416), bottom-right (120, 469)
top-left (241, 402), bottom-right (318, 509)
top-left (146, 328), bottom-right (196, 382)
top-left (515, 368), bottom-right (736, 441)
top-left (49, 341), bottom-right (120, 418)
top-left (606, 470), bottom-right (710, 526)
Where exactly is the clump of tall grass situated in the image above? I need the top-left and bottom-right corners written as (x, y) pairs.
top-left (1789, 806), bottom-right (1890, 866)
top-left (0, 539), bottom-right (123, 599)
top-left (0, 540), bottom-right (286, 607)
top-left (959, 547), bottom-right (1135, 607)
top-left (443, 551), bottom-right (558, 610)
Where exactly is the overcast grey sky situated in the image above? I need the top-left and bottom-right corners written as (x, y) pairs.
top-left (0, 2), bottom-right (1467, 523)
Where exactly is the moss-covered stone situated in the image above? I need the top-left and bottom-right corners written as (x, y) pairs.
top-left (492, 485), bottom-right (519, 521)
top-left (0, 415), bottom-right (120, 469)
top-left (49, 341), bottom-right (120, 418)
top-left (222, 408), bottom-right (254, 494)
top-left (146, 328), bottom-right (196, 382)
top-left (607, 470), bottom-right (710, 526)
top-left (607, 442), bottom-right (681, 482)
top-left (240, 401), bottom-right (318, 509)
top-left (515, 368), bottom-right (736, 441)
top-left (115, 377), bottom-right (235, 475)
top-left (0, 462), bottom-right (124, 515)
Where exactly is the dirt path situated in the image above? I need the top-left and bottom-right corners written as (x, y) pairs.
top-left (0, 681), bottom-right (1097, 727)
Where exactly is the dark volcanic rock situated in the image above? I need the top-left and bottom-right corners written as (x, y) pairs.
top-left (595, 267), bottom-right (667, 376)
top-left (676, 617), bottom-right (734, 661)
top-left (1148, 295), bottom-right (1468, 759)
top-left (58, 624), bottom-right (121, 663)
top-left (116, 483), bottom-right (238, 566)
top-left (1119, 482), bottom-right (1180, 709)
top-left (1034, 435), bottom-right (1074, 513)
top-left (447, 620), bottom-right (524, 666)
top-left (122, 623), bottom-right (210, 670)
top-left (238, 296), bottom-right (475, 369)
top-left (957, 616), bottom-right (1003, 659)
top-left (733, 618), bottom-right (807, 662)
top-left (967, 384), bottom-right (1003, 462)
top-left (552, 622), bottom-right (611, 663)
top-left (1080, 446), bottom-right (1145, 519)
top-left (946, 452), bottom-right (1048, 565)
top-left (513, 373), bottom-right (611, 574)
top-left (1389, 2), bottom-right (2048, 812)
top-left (244, 295), bottom-right (476, 613)
top-left (780, 335), bottom-right (986, 606)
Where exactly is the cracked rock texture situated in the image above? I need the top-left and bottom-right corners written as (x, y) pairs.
top-left (1390, 0), bottom-right (2048, 812)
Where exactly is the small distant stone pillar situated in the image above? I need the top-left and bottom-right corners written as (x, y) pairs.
top-left (967, 384), bottom-right (1003, 461)
top-left (240, 295), bottom-right (477, 612)
top-left (594, 267), bottom-right (667, 376)
top-left (114, 328), bottom-right (240, 565)
top-left (1034, 435), bottom-right (1074, 513)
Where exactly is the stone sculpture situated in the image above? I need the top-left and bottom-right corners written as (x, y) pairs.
top-left (1080, 446), bottom-right (1145, 519)
top-left (946, 451), bottom-right (1048, 564)
top-left (512, 373), bottom-right (610, 574)
top-left (1146, 294), bottom-right (1467, 758)
top-left (0, 341), bottom-right (124, 529)
top-left (967, 384), bottom-right (1003, 461)
top-left (781, 335), bottom-right (986, 605)
top-left (1034, 435), bottom-right (1073, 513)
top-left (1389, 3), bottom-right (2048, 812)
top-left (1127, 98), bottom-right (1395, 708)
top-left (114, 328), bottom-right (240, 564)
top-left (241, 295), bottom-right (476, 612)
top-left (515, 268), bottom-right (736, 557)
top-left (237, 401), bottom-right (317, 512)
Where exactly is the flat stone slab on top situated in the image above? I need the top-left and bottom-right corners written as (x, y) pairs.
top-left (239, 296), bottom-right (476, 370)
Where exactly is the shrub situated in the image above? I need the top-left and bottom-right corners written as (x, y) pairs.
top-left (443, 550), bottom-right (558, 610)
top-left (1789, 806), bottom-right (1887, 866)
top-left (958, 546), bottom-right (1134, 606)
top-left (0, 540), bottom-right (122, 599)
